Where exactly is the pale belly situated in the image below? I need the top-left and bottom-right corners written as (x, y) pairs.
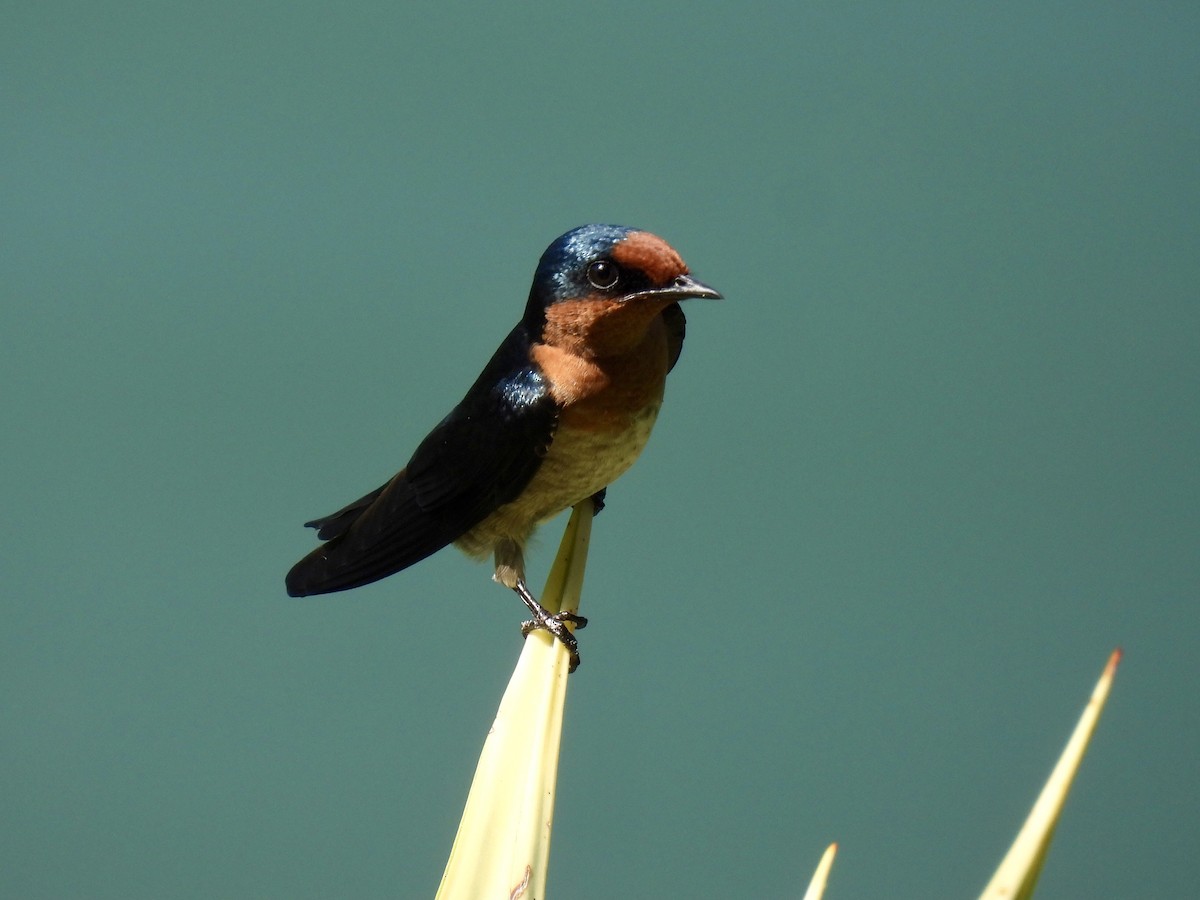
top-left (454, 402), bottom-right (661, 559)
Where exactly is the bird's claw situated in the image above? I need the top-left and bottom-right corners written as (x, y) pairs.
top-left (521, 611), bottom-right (589, 672)
top-left (589, 487), bottom-right (607, 516)
top-left (520, 610), bottom-right (588, 635)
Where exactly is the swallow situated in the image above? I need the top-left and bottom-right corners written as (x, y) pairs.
top-left (285, 224), bottom-right (721, 670)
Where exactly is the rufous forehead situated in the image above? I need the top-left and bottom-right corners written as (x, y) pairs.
top-left (611, 231), bottom-right (688, 286)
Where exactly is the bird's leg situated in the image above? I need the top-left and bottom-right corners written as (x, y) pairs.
top-left (494, 538), bottom-right (588, 672)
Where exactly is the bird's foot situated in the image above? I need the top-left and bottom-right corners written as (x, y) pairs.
top-left (520, 610), bottom-right (588, 672)
top-left (589, 487), bottom-right (607, 516)
top-left (513, 578), bottom-right (589, 672)
top-left (520, 610), bottom-right (588, 637)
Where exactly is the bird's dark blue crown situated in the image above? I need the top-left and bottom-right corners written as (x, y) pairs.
top-left (524, 224), bottom-right (637, 320)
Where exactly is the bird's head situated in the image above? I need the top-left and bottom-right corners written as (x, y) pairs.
top-left (524, 224), bottom-right (721, 357)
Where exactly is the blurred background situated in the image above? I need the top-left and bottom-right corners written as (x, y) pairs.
top-left (3, 2), bottom-right (1197, 897)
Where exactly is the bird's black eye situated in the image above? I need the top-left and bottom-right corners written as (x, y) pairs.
top-left (586, 259), bottom-right (620, 290)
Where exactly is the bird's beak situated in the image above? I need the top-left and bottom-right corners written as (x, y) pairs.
top-left (629, 274), bottom-right (723, 303)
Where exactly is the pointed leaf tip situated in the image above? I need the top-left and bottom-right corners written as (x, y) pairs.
top-left (978, 651), bottom-right (1121, 900)
top-left (435, 503), bottom-right (594, 900)
top-left (802, 842), bottom-right (838, 900)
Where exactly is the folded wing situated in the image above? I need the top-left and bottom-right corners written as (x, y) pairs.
top-left (285, 326), bottom-right (558, 596)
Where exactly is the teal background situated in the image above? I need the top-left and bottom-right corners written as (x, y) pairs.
top-left (4, 2), bottom-right (1197, 897)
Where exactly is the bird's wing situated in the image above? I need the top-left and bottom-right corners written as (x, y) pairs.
top-left (285, 325), bottom-right (558, 596)
top-left (663, 301), bottom-right (686, 372)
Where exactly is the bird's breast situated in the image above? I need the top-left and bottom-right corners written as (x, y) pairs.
top-left (454, 315), bottom-right (671, 558)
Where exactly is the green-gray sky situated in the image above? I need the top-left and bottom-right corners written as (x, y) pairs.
top-left (4, 2), bottom-right (1197, 897)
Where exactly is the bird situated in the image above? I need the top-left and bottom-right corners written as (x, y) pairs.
top-left (285, 223), bottom-right (721, 671)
